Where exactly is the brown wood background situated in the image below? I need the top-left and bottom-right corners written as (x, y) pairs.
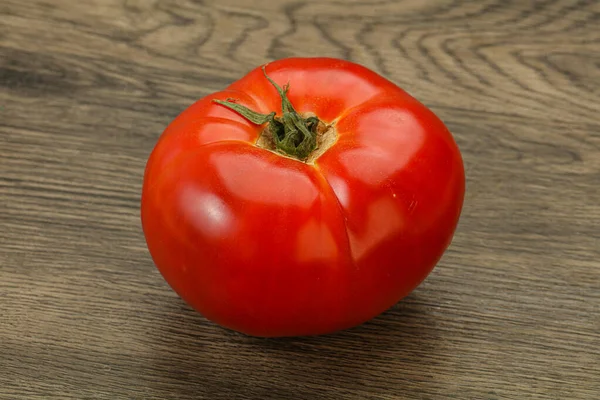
top-left (1, 0), bottom-right (599, 399)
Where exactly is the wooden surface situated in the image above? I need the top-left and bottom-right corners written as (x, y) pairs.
top-left (1, 0), bottom-right (599, 399)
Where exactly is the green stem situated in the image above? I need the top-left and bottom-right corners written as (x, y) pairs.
top-left (213, 67), bottom-right (321, 161)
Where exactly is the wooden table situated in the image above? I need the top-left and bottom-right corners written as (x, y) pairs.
top-left (2, 1), bottom-right (598, 399)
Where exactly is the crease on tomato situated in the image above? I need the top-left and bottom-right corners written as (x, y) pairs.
top-left (313, 165), bottom-right (356, 272)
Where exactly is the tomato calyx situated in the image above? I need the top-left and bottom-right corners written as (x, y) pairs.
top-left (214, 67), bottom-right (330, 162)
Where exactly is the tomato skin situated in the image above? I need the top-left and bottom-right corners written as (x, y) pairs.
top-left (141, 57), bottom-right (465, 337)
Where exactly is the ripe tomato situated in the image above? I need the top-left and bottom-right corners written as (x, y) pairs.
top-left (141, 57), bottom-right (465, 337)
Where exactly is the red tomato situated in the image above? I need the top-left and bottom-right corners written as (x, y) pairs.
top-left (141, 57), bottom-right (465, 337)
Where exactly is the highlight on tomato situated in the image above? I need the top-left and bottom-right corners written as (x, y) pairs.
top-left (141, 57), bottom-right (465, 337)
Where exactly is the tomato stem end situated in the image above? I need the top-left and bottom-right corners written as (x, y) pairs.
top-left (213, 67), bottom-right (323, 161)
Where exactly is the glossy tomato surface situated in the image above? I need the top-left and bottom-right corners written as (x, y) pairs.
top-left (141, 57), bottom-right (465, 337)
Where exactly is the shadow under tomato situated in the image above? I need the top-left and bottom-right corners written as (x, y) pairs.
top-left (144, 288), bottom-right (446, 400)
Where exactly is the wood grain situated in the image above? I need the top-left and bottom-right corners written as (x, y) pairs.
top-left (1, 0), bottom-right (599, 399)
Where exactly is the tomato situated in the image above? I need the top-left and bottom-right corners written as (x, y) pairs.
top-left (141, 57), bottom-right (465, 337)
